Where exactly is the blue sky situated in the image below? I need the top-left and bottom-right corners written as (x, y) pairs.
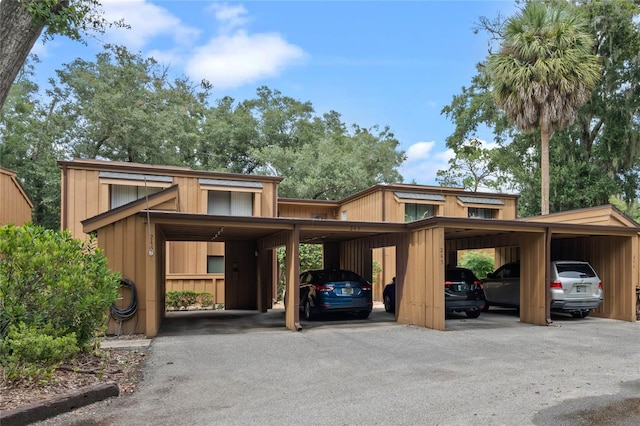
top-left (30, 0), bottom-right (518, 185)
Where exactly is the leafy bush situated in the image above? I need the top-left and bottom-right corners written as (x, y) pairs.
top-left (166, 291), bottom-right (214, 310)
top-left (1, 323), bottom-right (79, 382)
top-left (0, 224), bottom-right (120, 348)
top-left (459, 250), bottom-right (495, 279)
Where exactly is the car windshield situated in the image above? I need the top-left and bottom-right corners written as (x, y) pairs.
top-left (555, 263), bottom-right (596, 278)
top-left (316, 270), bottom-right (363, 282)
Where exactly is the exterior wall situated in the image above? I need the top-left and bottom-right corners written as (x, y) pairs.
top-left (0, 168), bottom-right (33, 226)
top-left (340, 185), bottom-right (517, 223)
top-left (98, 215), bottom-right (151, 336)
top-left (396, 228), bottom-right (446, 330)
top-left (278, 203), bottom-right (337, 219)
top-left (165, 275), bottom-right (225, 304)
top-left (518, 233), bottom-right (547, 326)
top-left (339, 191), bottom-right (384, 221)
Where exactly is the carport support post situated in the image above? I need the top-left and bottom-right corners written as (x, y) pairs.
top-left (546, 227), bottom-right (551, 324)
top-left (285, 225), bottom-right (301, 331)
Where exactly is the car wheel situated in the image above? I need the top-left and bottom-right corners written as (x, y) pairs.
top-left (356, 311), bottom-right (370, 319)
top-left (384, 294), bottom-right (394, 313)
top-left (466, 310), bottom-right (481, 319)
top-left (303, 299), bottom-right (313, 321)
top-left (482, 301), bottom-right (490, 312)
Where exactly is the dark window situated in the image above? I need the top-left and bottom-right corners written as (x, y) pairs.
top-left (556, 263), bottom-right (596, 278)
top-left (405, 204), bottom-right (434, 222)
top-left (207, 190), bottom-right (253, 216)
top-left (496, 263), bottom-right (520, 279)
top-left (468, 207), bottom-right (496, 219)
top-left (207, 256), bottom-right (224, 274)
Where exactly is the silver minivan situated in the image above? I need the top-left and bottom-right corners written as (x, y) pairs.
top-left (482, 260), bottom-right (603, 318)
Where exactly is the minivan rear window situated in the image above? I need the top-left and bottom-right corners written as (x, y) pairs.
top-left (555, 263), bottom-right (596, 278)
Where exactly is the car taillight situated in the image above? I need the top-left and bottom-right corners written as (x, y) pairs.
top-left (598, 281), bottom-right (603, 289)
top-left (315, 284), bottom-right (334, 291)
top-left (444, 281), bottom-right (452, 286)
top-left (360, 284), bottom-right (372, 291)
top-left (550, 281), bottom-right (562, 289)
top-left (474, 280), bottom-right (483, 288)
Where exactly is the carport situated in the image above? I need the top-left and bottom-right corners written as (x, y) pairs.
top-left (82, 198), bottom-right (640, 337)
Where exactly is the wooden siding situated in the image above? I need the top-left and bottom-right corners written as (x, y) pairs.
top-left (278, 203), bottom-right (337, 219)
top-left (0, 168), bottom-right (32, 225)
top-left (340, 190), bottom-right (384, 222)
top-left (166, 274), bottom-right (225, 304)
top-left (519, 233), bottom-right (547, 325)
top-left (396, 228), bottom-right (446, 330)
top-left (98, 215), bottom-right (151, 336)
top-left (524, 205), bottom-right (638, 227)
top-left (342, 186), bottom-right (517, 223)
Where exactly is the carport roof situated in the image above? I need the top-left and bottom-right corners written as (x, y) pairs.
top-left (137, 210), bottom-right (407, 243)
top-left (83, 203), bottom-right (640, 243)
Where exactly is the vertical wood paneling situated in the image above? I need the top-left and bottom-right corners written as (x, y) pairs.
top-left (0, 170), bottom-right (32, 225)
top-left (284, 228), bottom-right (300, 330)
top-left (519, 233), bottom-right (547, 325)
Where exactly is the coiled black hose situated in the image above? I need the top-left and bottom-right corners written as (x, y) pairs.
top-left (110, 277), bottom-right (138, 321)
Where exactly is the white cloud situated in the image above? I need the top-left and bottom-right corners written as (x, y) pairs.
top-left (185, 31), bottom-right (305, 89)
top-left (101, 0), bottom-right (200, 50)
top-left (405, 141), bottom-right (435, 162)
top-left (98, 1), bottom-right (306, 89)
top-left (208, 3), bottom-right (250, 33)
top-left (400, 141), bottom-right (452, 185)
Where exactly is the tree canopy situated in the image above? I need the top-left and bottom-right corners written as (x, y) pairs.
top-left (0, 46), bottom-right (406, 227)
top-left (441, 0), bottom-right (640, 217)
top-left (0, 0), bottom-right (125, 110)
top-left (486, 0), bottom-right (601, 215)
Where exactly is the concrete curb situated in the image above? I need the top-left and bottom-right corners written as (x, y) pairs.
top-left (0, 381), bottom-right (119, 426)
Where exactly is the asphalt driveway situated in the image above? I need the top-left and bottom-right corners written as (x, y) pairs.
top-left (36, 306), bottom-right (640, 425)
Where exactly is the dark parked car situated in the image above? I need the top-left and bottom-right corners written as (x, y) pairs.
top-left (383, 267), bottom-right (486, 319)
top-left (298, 269), bottom-right (373, 320)
top-left (482, 260), bottom-right (603, 318)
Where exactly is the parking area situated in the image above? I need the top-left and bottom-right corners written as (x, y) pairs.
top-left (39, 306), bottom-right (640, 426)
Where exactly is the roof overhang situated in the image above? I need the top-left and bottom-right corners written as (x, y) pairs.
top-left (138, 211), bottom-right (407, 244)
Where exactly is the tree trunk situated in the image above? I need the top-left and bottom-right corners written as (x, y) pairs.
top-left (0, 0), bottom-right (45, 110)
top-left (540, 122), bottom-right (552, 216)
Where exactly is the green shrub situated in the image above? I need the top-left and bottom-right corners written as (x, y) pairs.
top-left (0, 224), bottom-right (120, 348)
top-left (166, 290), bottom-right (214, 309)
top-left (166, 291), bottom-right (182, 309)
top-left (198, 292), bottom-right (214, 307)
top-left (459, 250), bottom-right (495, 279)
top-left (1, 323), bottom-right (79, 382)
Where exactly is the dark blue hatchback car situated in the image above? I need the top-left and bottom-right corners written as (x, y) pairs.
top-left (298, 269), bottom-right (373, 320)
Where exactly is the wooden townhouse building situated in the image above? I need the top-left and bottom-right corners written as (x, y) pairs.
top-left (59, 159), bottom-right (640, 336)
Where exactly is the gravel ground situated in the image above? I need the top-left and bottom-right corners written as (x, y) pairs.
top-left (34, 307), bottom-right (640, 426)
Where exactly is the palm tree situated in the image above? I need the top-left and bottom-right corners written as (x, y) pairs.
top-left (486, 1), bottom-right (601, 215)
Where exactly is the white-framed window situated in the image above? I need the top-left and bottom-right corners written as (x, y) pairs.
top-left (110, 185), bottom-right (163, 209)
top-left (341, 210), bottom-right (347, 220)
top-left (207, 190), bottom-right (253, 216)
